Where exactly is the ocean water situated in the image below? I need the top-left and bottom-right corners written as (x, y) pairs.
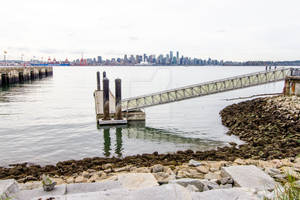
top-left (0, 66), bottom-right (284, 166)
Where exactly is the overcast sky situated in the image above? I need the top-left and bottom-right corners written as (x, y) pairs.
top-left (0, 0), bottom-right (300, 61)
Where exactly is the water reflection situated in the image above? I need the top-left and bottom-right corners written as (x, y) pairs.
top-left (115, 128), bottom-right (123, 157)
top-left (103, 129), bottom-right (111, 157)
top-left (98, 122), bottom-right (223, 157)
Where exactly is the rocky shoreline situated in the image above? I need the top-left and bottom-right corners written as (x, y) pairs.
top-left (0, 95), bottom-right (299, 183)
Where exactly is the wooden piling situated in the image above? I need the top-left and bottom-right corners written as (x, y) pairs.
top-left (285, 80), bottom-right (291, 96)
top-left (97, 71), bottom-right (101, 91)
top-left (19, 72), bottom-right (24, 83)
top-left (1, 74), bottom-right (8, 87)
top-left (30, 71), bottom-right (34, 81)
top-left (103, 71), bottom-right (106, 78)
top-left (103, 77), bottom-right (110, 120)
top-left (115, 78), bottom-right (123, 120)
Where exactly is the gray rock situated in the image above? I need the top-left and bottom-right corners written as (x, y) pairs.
top-left (266, 168), bottom-right (281, 176)
top-left (153, 172), bottom-right (176, 184)
top-left (257, 190), bottom-right (275, 200)
top-left (295, 180), bottom-right (300, 188)
top-left (222, 165), bottom-right (276, 191)
top-left (0, 179), bottom-right (19, 199)
top-left (131, 184), bottom-right (192, 200)
top-left (204, 172), bottom-right (221, 180)
top-left (265, 167), bottom-right (286, 180)
top-left (227, 178), bottom-right (234, 184)
top-left (219, 184), bottom-right (232, 189)
top-left (188, 159), bottom-right (201, 167)
top-left (82, 171), bottom-right (90, 179)
top-left (169, 178), bottom-right (205, 192)
top-left (31, 188), bottom-right (130, 200)
top-left (32, 183), bottom-right (191, 200)
top-left (66, 181), bottom-right (123, 194)
top-left (198, 180), bottom-right (220, 191)
top-left (117, 173), bottom-right (158, 190)
top-left (192, 188), bottom-right (259, 200)
top-left (186, 185), bottom-right (199, 192)
top-left (218, 177), bottom-right (233, 185)
top-left (15, 184), bottom-right (67, 200)
top-left (151, 164), bottom-right (164, 173)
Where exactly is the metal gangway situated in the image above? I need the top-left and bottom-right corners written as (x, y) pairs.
top-left (122, 67), bottom-right (296, 111)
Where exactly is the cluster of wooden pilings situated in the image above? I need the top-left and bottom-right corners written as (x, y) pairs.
top-left (95, 71), bottom-right (127, 125)
top-left (0, 66), bottom-right (53, 87)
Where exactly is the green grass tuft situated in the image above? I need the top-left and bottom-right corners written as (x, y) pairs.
top-left (273, 173), bottom-right (300, 200)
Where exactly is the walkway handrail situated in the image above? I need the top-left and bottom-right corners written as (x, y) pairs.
top-left (122, 67), bottom-right (292, 101)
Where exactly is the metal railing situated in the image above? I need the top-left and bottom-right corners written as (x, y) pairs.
top-left (122, 67), bottom-right (293, 111)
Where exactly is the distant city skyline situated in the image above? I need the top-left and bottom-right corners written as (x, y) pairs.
top-left (1, 50), bottom-right (300, 67)
top-left (1, 0), bottom-right (300, 61)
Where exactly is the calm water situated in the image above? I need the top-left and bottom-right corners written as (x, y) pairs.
top-left (0, 66), bottom-right (284, 166)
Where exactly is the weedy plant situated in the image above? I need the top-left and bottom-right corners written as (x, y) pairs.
top-left (42, 174), bottom-right (53, 186)
top-left (264, 173), bottom-right (300, 200)
top-left (42, 174), bottom-right (56, 191)
top-left (0, 196), bottom-right (12, 200)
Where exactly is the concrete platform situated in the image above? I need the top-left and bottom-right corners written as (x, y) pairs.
top-left (98, 119), bottom-right (128, 126)
top-left (94, 90), bottom-right (146, 125)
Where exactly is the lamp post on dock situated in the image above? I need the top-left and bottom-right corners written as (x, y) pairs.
top-left (3, 50), bottom-right (7, 66)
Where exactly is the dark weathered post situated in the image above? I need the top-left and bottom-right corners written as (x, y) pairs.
top-left (1, 74), bottom-right (8, 86)
top-left (19, 72), bottom-right (24, 83)
top-left (103, 77), bottom-right (110, 120)
top-left (285, 79), bottom-right (291, 96)
top-left (30, 71), bottom-right (34, 81)
top-left (115, 78), bottom-right (123, 120)
top-left (97, 71), bottom-right (101, 91)
top-left (103, 71), bottom-right (106, 79)
top-left (1, 74), bottom-right (5, 86)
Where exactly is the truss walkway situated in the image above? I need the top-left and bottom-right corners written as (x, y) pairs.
top-left (121, 67), bottom-right (296, 111)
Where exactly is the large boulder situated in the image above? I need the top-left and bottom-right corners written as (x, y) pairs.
top-left (192, 188), bottom-right (259, 200)
top-left (131, 183), bottom-right (191, 200)
top-left (30, 183), bottom-right (191, 200)
top-left (15, 184), bottom-right (67, 200)
top-left (222, 165), bottom-right (276, 191)
top-left (117, 173), bottom-right (159, 190)
top-left (66, 181), bottom-right (123, 194)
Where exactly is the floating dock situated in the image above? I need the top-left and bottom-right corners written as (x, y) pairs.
top-left (94, 71), bottom-right (145, 126)
top-left (0, 66), bottom-right (53, 87)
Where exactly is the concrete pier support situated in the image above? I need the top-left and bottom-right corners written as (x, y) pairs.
top-left (284, 75), bottom-right (300, 96)
top-left (0, 66), bottom-right (53, 87)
